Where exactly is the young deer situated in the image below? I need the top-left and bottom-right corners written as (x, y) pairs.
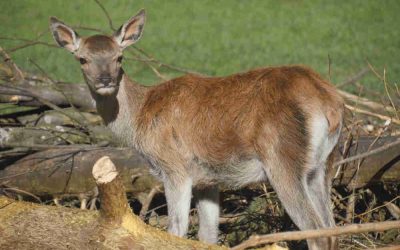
top-left (50, 9), bottom-right (343, 250)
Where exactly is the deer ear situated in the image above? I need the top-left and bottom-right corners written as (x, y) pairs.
top-left (49, 17), bottom-right (81, 53)
top-left (114, 9), bottom-right (146, 49)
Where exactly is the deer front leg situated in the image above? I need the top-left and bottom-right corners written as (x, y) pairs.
top-left (164, 177), bottom-right (193, 237)
top-left (194, 185), bottom-right (220, 244)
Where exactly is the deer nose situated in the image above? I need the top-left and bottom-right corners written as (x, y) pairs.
top-left (97, 76), bottom-right (112, 86)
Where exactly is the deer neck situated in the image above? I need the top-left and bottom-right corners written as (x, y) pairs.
top-left (91, 73), bottom-right (147, 146)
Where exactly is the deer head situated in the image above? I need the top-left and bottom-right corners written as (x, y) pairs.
top-left (50, 10), bottom-right (145, 96)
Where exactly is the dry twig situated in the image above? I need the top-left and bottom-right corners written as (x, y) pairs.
top-left (93, 0), bottom-right (115, 31)
top-left (334, 138), bottom-right (400, 167)
top-left (338, 90), bottom-right (396, 114)
top-left (345, 104), bottom-right (400, 126)
top-left (231, 221), bottom-right (400, 250)
top-left (337, 67), bottom-right (370, 88)
top-left (139, 184), bottom-right (162, 219)
top-left (0, 45), bottom-right (24, 80)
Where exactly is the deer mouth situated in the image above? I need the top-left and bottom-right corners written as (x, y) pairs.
top-left (95, 83), bottom-right (118, 95)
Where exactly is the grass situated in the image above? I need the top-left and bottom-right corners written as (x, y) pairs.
top-left (0, 0), bottom-right (399, 92)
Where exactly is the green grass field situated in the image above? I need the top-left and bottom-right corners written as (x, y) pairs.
top-left (0, 0), bottom-right (399, 92)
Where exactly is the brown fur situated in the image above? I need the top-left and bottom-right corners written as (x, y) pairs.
top-left (135, 66), bottom-right (343, 179)
top-left (84, 35), bottom-right (118, 52)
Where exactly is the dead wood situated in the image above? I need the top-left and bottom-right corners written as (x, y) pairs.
top-left (0, 126), bottom-right (109, 148)
top-left (0, 46), bottom-right (24, 81)
top-left (0, 157), bottom-right (223, 250)
top-left (338, 89), bottom-right (396, 114)
top-left (345, 104), bottom-right (400, 126)
top-left (334, 136), bottom-right (400, 189)
top-left (0, 147), bottom-right (159, 198)
top-left (0, 136), bottom-right (399, 199)
top-left (0, 81), bottom-right (95, 111)
top-left (0, 123), bottom-right (111, 149)
top-left (1, 156), bottom-right (397, 250)
top-left (16, 108), bottom-right (102, 126)
top-left (231, 220), bottom-right (400, 250)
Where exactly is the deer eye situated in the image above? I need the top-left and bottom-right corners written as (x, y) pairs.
top-left (117, 56), bottom-right (123, 63)
top-left (79, 57), bottom-right (87, 65)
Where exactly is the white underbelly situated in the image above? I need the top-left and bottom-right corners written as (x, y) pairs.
top-left (193, 158), bottom-right (268, 188)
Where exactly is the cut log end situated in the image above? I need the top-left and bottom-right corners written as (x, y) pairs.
top-left (92, 156), bottom-right (118, 184)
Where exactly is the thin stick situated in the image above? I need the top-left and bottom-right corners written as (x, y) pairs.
top-left (366, 245), bottom-right (400, 250)
top-left (0, 83), bottom-right (90, 132)
top-left (333, 138), bottom-right (400, 167)
top-left (7, 41), bottom-right (58, 52)
top-left (383, 68), bottom-right (399, 120)
top-left (355, 196), bottom-right (400, 219)
top-left (327, 54), bottom-right (332, 82)
top-left (366, 60), bottom-right (384, 81)
top-left (338, 90), bottom-right (396, 113)
top-left (130, 46), bottom-right (203, 75)
top-left (0, 46), bottom-right (24, 80)
top-left (93, 0), bottom-right (115, 31)
top-left (336, 67), bottom-right (370, 88)
top-left (345, 104), bottom-right (400, 125)
top-left (2, 187), bottom-right (42, 203)
top-left (139, 184), bottom-right (162, 219)
top-left (231, 221), bottom-right (400, 250)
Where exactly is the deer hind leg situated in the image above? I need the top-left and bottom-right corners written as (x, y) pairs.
top-left (262, 158), bottom-right (330, 250)
top-left (305, 159), bottom-right (338, 250)
top-left (194, 185), bottom-right (220, 244)
top-left (304, 125), bottom-right (342, 249)
top-left (164, 176), bottom-right (193, 237)
top-left (260, 121), bottom-right (338, 250)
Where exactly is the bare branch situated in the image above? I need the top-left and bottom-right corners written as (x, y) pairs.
top-left (140, 184), bottom-right (162, 219)
top-left (334, 138), bottom-right (400, 167)
top-left (345, 104), bottom-right (400, 125)
top-left (93, 0), bottom-right (115, 31)
top-left (130, 46), bottom-right (204, 75)
top-left (338, 90), bottom-right (396, 114)
top-left (231, 221), bottom-right (400, 250)
top-left (337, 67), bottom-right (370, 88)
top-left (0, 46), bottom-right (24, 80)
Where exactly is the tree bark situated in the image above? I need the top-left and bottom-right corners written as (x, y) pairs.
top-left (0, 147), bottom-right (160, 198)
top-left (0, 81), bottom-right (95, 111)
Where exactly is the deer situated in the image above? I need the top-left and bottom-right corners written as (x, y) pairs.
top-left (50, 9), bottom-right (343, 250)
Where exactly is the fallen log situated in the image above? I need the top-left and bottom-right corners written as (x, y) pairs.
top-left (0, 136), bottom-right (399, 198)
top-left (16, 108), bottom-right (102, 126)
top-left (0, 125), bottom-right (112, 149)
top-left (0, 81), bottom-right (95, 111)
top-left (334, 136), bottom-right (400, 189)
top-left (0, 147), bottom-right (159, 198)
